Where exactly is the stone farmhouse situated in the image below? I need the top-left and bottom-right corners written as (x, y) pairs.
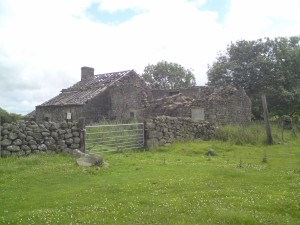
top-left (35, 67), bottom-right (150, 124)
top-left (35, 67), bottom-right (251, 125)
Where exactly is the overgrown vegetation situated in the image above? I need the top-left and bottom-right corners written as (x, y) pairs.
top-left (215, 124), bottom-right (265, 145)
top-left (207, 36), bottom-right (300, 119)
top-left (214, 123), bottom-right (298, 145)
top-left (0, 107), bottom-right (23, 125)
top-left (1, 124), bottom-right (299, 224)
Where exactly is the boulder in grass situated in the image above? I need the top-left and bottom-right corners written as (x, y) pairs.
top-left (205, 148), bottom-right (216, 156)
top-left (71, 149), bottom-right (86, 158)
top-left (76, 155), bottom-right (103, 167)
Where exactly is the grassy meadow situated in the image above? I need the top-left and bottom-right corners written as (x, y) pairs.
top-left (0, 125), bottom-right (300, 224)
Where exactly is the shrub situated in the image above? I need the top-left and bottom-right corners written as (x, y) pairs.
top-left (0, 107), bottom-right (23, 125)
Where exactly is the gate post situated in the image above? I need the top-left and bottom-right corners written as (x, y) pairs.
top-left (78, 117), bottom-right (86, 152)
top-left (261, 94), bottom-right (273, 145)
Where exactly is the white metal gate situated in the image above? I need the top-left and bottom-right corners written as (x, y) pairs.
top-left (85, 123), bottom-right (144, 153)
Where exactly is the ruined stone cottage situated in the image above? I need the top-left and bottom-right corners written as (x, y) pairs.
top-left (147, 86), bottom-right (251, 125)
top-left (35, 67), bottom-right (150, 124)
top-left (35, 67), bottom-right (251, 125)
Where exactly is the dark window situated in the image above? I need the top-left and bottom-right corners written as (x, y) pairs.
top-left (169, 91), bottom-right (179, 96)
top-left (44, 114), bottom-right (51, 122)
top-left (130, 112), bottom-right (135, 118)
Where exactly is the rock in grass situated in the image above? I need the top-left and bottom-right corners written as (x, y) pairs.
top-left (76, 155), bottom-right (103, 167)
top-left (205, 148), bottom-right (216, 156)
top-left (72, 149), bottom-right (86, 158)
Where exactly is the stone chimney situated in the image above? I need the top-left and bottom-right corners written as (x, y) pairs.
top-left (81, 66), bottom-right (94, 81)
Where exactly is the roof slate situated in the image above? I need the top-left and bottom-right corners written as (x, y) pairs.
top-left (39, 70), bottom-right (133, 106)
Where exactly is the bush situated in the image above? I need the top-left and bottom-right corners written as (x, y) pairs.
top-left (0, 107), bottom-right (23, 125)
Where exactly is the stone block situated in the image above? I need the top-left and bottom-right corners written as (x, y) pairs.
top-left (8, 132), bottom-right (18, 140)
top-left (7, 145), bottom-right (21, 152)
top-left (146, 130), bottom-right (157, 139)
top-left (65, 133), bottom-right (73, 139)
top-left (58, 129), bottom-right (66, 135)
top-left (47, 144), bottom-right (57, 151)
top-left (1, 150), bottom-right (11, 157)
top-left (42, 132), bottom-right (50, 137)
top-left (33, 132), bottom-right (43, 140)
top-left (51, 132), bottom-right (59, 140)
top-left (29, 140), bottom-right (37, 145)
top-left (18, 133), bottom-right (27, 140)
top-left (38, 144), bottom-right (48, 151)
top-left (70, 144), bottom-right (80, 149)
top-left (73, 137), bottom-right (81, 144)
top-left (21, 145), bottom-right (31, 151)
top-left (146, 138), bottom-right (158, 148)
top-left (1, 129), bottom-right (9, 135)
top-left (1, 139), bottom-right (12, 146)
top-left (65, 138), bottom-right (73, 145)
top-left (72, 131), bottom-right (80, 137)
top-left (44, 137), bottom-right (55, 146)
top-left (13, 139), bottom-right (22, 146)
top-left (30, 145), bottom-right (38, 150)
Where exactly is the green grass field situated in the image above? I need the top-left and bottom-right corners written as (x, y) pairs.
top-left (0, 127), bottom-right (300, 224)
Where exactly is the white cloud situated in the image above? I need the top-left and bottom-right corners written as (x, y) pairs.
top-left (225, 0), bottom-right (300, 39)
top-left (0, 0), bottom-right (299, 114)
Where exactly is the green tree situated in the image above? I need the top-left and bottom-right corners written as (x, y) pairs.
top-left (142, 61), bottom-right (196, 89)
top-left (0, 107), bottom-right (23, 125)
top-left (207, 36), bottom-right (300, 118)
top-left (0, 107), bottom-right (12, 125)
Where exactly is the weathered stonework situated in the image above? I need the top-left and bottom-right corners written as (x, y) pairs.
top-left (0, 120), bottom-right (83, 157)
top-left (145, 86), bottom-right (251, 125)
top-left (144, 116), bottom-right (215, 148)
top-left (33, 67), bottom-right (251, 126)
top-left (192, 86), bottom-right (251, 125)
top-left (35, 69), bottom-right (150, 124)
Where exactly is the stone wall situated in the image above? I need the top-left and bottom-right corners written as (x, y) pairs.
top-left (144, 116), bottom-right (215, 148)
top-left (1, 117), bottom-right (216, 156)
top-left (0, 120), bottom-right (82, 157)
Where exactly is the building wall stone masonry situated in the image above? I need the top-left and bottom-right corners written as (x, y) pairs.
top-left (145, 86), bottom-right (251, 125)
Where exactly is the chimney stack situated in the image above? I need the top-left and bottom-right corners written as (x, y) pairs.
top-left (81, 66), bottom-right (94, 81)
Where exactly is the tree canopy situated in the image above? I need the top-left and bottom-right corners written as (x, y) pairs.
top-left (142, 61), bottom-right (196, 89)
top-left (207, 36), bottom-right (300, 118)
top-left (0, 107), bottom-right (23, 125)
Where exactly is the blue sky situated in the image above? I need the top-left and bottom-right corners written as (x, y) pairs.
top-left (86, 0), bottom-right (230, 24)
top-left (200, 0), bottom-right (230, 23)
top-left (0, 0), bottom-right (299, 114)
top-left (86, 3), bottom-right (141, 25)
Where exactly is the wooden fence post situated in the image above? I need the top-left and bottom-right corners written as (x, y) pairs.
top-left (78, 117), bottom-right (86, 152)
top-left (261, 94), bottom-right (273, 145)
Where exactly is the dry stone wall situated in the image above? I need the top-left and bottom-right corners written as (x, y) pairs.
top-left (144, 116), bottom-right (215, 148)
top-left (0, 120), bottom-right (82, 157)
